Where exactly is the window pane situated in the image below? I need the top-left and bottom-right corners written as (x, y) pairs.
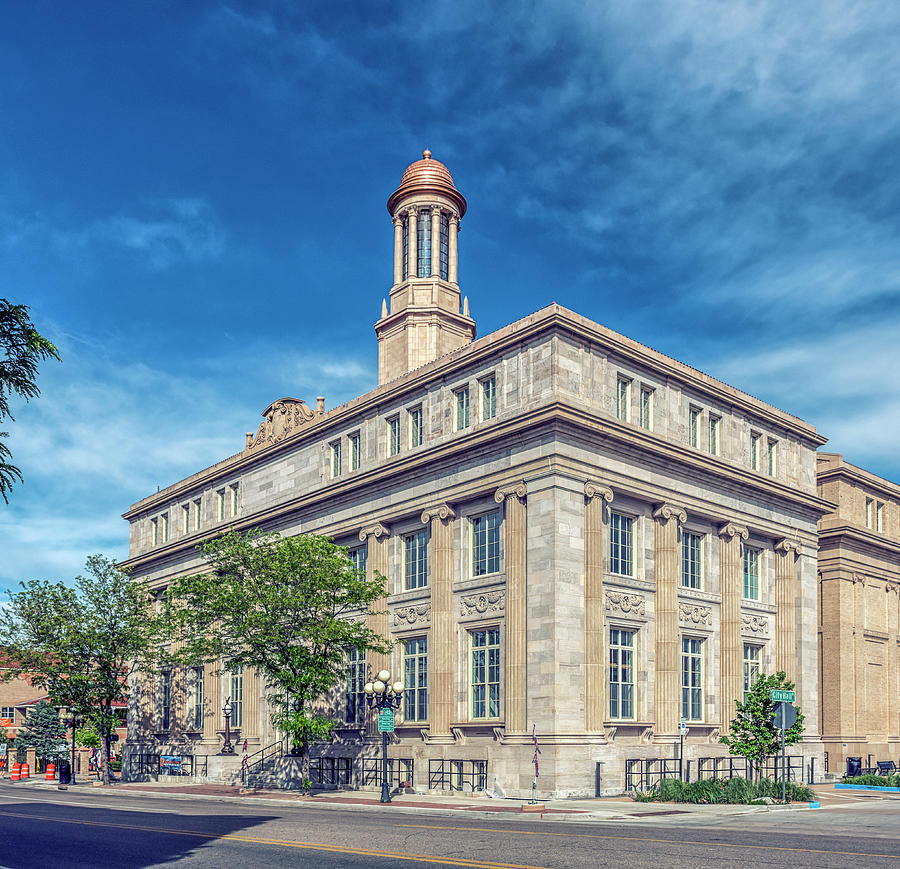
top-left (345, 648), bottom-right (366, 725)
top-left (610, 512), bottom-right (633, 576)
top-left (609, 628), bottom-right (636, 719)
top-left (439, 212), bottom-right (449, 280)
top-left (472, 511), bottom-right (501, 576)
top-left (417, 210), bottom-right (431, 277)
top-left (681, 532), bottom-right (702, 589)
top-left (402, 215), bottom-right (409, 280)
top-left (742, 547), bottom-right (760, 600)
top-left (404, 530), bottom-right (429, 589)
top-left (471, 629), bottom-right (501, 718)
top-left (481, 376), bottom-right (496, 420)
top-left (403, 637), bottom-right (428, 721)
top-left (456, 388), bottom-right (469, 430)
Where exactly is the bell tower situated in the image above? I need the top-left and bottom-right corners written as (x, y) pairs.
top-left (376, 150), bottom-right (476, 385)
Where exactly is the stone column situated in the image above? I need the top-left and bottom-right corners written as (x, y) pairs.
top-left (495, 483), bottom-right (527, 733)
top-left (718, 522), bottom-right (749, 731)
top-left (393, 215), bottom-right (403, 285)
top-left (360, 522), bottom-right (391, 736)
top-left (888, 583), bottom-right (899, 740)
top-left (243, 668), bottom-right (259, 740)
top-left (653, 503), bottom-right (687, 736)
top-left (421, 504), bottom-right (456, 741)
top-left (202, 660), bottom-right (219, 744)
top-left (408, 210), bottom-right (418, 279)
top-left (430, 205), bottom-right (441, 278)
top-left (774, 538), bottom-right (801, 683)
top-left (584, 481), bottom-right (613, 731)
top-left (449, 216), bottom-right (459, 284)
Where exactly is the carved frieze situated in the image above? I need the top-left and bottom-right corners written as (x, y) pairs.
top-left (460, 589), bottom-right (505, 617)
top-left (605, 591), bottom-right (646, 617)
top-left (741, 614), bottom-right (769, 634)
top-left (393, 603), bottom-right (430, 627)
top-left (245, 398), bottom-right (317, 451)
top-left (679, 603), bottom-right (712, 626)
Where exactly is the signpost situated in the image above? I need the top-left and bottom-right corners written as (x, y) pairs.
top-left (679, 717), bottom-right (687, 780)
top-left (377, 708), bottom-right (395, 733)
top-left (770, 690), bottom-right (798, 803)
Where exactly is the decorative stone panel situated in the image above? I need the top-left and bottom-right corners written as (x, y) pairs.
top-left (604, 591), bottom-right (645, 618)
top-left (393, 603), bottom-right (430, 627)
top-left (459, 589), bottom-right (505, 617)
top-left (679, 603), bottom-right (712, 626)
top-left (741, 614), bottom-right (769, 635)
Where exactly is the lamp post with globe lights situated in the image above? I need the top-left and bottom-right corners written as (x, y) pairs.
top-left (364, 670), bottom-right (404, 803)
top-left (220, 698), bottom-right (235, 755)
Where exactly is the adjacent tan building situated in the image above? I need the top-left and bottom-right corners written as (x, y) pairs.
top-left (817, 453), bottom-right (900, 772)
top-left (122, 151), bottom-right (832, 796)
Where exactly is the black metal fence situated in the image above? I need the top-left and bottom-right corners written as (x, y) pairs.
top-left (309, 756), bottom-right (353, 786)
top-left (360, 757), bottom-right (414, 787)
top-left (428, 759), bottom-right (488, 792)
top-left (629, 755), bottom-right (808, 790)
top-left (130, 753), bottom-right (208, 778)
top-left (624, 758), bottom-right (682, 790)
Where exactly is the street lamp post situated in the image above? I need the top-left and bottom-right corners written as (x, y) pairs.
top-left (364, 669), bottom-right (404, 804)
top-left (221, 698), bottom-right (235, 755)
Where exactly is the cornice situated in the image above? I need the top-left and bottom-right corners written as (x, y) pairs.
top-left (818, 525), bottom-right (900, 558)
top-left (816, 457), bottom-right (900, 500)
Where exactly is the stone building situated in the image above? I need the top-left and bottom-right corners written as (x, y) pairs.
top-left (817, 453), bottom-right (900, 772)
top-left (122, 151), bottom-right (831, 796)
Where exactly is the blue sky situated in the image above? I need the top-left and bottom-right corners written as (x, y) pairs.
top-left (2, 0), bottom-right (899, 587)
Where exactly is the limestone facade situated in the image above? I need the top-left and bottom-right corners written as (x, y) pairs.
top-left (817, 453), bottom-right (900, 771)
top-left (121, 153), bottom-right (831, 797)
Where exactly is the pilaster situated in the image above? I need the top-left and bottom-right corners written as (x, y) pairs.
top-left (360, 522), bottom-right (391, 736)
top-left (584, 481), bottom-right (613, 731)
top-left (718, 522), bottom-right (749, 730)
top-left (430, 205), bottom-right (441, 278)
top-left (774, 538), bottom-right (801, 682)
top-left (408, 210), bottom-right (418, 278)
top-left (393, 216), bottom-right (403, 285)
top-left (449, 216), bottom-right (459, 284)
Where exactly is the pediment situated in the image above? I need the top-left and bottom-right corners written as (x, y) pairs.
top-left (245, 398), bottom-right (317, 452)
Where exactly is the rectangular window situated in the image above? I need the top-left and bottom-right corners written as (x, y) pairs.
top-left (402, 214), bottom-right (409, 280)
top-left (865, 497), bottom-right (874, 529)
top-left (639, 386), bottom-right (653, 430)
top-left (159, 671), bottom-right (171, 731)
top-left (409, 406), bottom-right (423, 448)
top-left (349, 433), bottom-right (361, 471)
top-left (681, 638), bottom-right (703, 721)
top-left (689, 407), bottom-right (701, 448)
top-left (470, 628), bottom-right (501, 719)
top-left (876, 501), bottom-right (885, 533)
top-left (191, 667), bottom-right (204, 730)
top-left (151, 518), bottom-right (159, 546)
top-left (403, 637), bottom-right (428, 722)
top-left (345, 648), bottom-right (366, 725)
top-left (404, 529), bottom-right (429, 590)
top-left (471, 511), bottom-right (501, 576)
top-left (767, 439), bottom-right (778, 476)
top-left (750, 433), bottom-right (761, 471)
top-left (160, 513), bottom-right (169, 543)
top-left (609, 512), bottom-right (634, 576)
top-left (181, 504), bottom-right (190, 535)
top-left (229, 484), bottom-right (239, 517)
top-left (0, 706), bottom-right (13, 721)
top-left (609, 628), bottom-right (635, 720)
top-left (230, 666), bottom-right (243, 728)
top-left (417, 209), bottom-right (432, 277)
top-left (681, 531), bottom-right (703, 589)
top-left (743, 644), bottom-right (761, 701)
top-left (439, 212), bottom-right (449, 280)
top-left (349, 545), bottom-right (368, 576)
top-left (388, 416), bottom-right (401, 456)
top-left (216, 489), bottom-right (225, 521)
top-left (742, 546), bottom-right (760, 600)
top-left (480, 375), bottom-right (496, 421)
top-left (192, 498), bottom-right (201, 531)
top-left (616, 377), bottom-right (631, 422)
top-left (455, 387), bottom-right (470, 430)
top-left (709, 415), bottom-right (720, 455)
top-left (331, 441), bottom-right (342, 478)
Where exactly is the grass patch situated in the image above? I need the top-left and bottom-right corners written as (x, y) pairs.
top-left (631, 777), bottom-right (814, 804)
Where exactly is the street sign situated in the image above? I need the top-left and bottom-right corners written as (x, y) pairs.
top-left (773, 702), bottom-right (798, 731)
top-left (680, 717), bottom-right (687, 735)
top-left (377, 708), bottom-right (395, 733)
top-left (770, 689), bottom-right (795, 703)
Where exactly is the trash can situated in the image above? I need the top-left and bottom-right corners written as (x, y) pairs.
top-left (846, 757), bottom-right (862, 777)
top-left (58, 761), bottom-right (71, 785)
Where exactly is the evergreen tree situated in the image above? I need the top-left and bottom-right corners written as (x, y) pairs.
top-left (15, 700), bottom-right (67, 761)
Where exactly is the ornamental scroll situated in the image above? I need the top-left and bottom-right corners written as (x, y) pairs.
top-left (245, 398), bottom-right (318, 451)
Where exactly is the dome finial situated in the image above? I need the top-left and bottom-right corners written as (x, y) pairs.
top-left (423, 149), bottom-right (431, 159)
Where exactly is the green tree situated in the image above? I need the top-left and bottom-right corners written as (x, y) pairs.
top-left (0, 555), bottom-right (166, 784)
top-left (720, 672), bottom-right (804, 777)
top-left (166, 530), bottom-right (390, 787)
top-left (74, 725), bottom-right (100, 749)
top-left (0, 298), bottom-right (60, 502)
top-left (14, 700), bottom-right (67, 762)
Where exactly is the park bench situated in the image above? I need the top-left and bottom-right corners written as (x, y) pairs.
top-left (876, 761), bottom-right (897, 776)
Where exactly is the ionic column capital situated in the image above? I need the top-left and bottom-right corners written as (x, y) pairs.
top-left (584, 481), bottom-right (613, 503)
top-left (718, 522), bottom-right (749, 541)
top-left (359, 522), bottom-right (391, 542)
top-left (851, 572), bottom-right (867, 586)
top-left (774, 537), bottom-right (802, 556)
top-left (494, 482), bottom-right (527, 504)
top-left (652, 503), bottom-right (687, 524)
top-left (421, 503), bottom-right (456, 525)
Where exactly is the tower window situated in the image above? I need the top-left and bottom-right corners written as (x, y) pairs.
top-left (439, 212), bottom-right (449, 280)
top-left (402, 214), bottom-right (409, 280)
top-left (417, 209), bottom-right (431, 277)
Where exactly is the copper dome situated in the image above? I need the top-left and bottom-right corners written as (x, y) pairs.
top-left (387, 149), bottom-right (467, 217)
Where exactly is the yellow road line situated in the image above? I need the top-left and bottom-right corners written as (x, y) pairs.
top-left (0, 809), bottom-right (553, 869)
top-left (399, 823), bottom-right (900, 860)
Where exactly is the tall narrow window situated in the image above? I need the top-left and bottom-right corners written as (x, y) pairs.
top-left (192, 498), bottom-right (201, 531)
top-left (402, 214), bottom-right (409, 280)
top-left (229, 484), bottom-right (239, 517)
top-left (230, 666), bottom-right (243, 728)
top-left (865, 497), bottom-right (874, 529)
top-left (743, 644), bottom-right (761, 700)
top-left (349, 433), bottom-right (361, 471)
top-left (160, 513), bottom-right (169, 543)
top-left (151, 518), bottom-right (159, 546)
top-left (403, 637), bottom-right (428, 722)
top-left (610, 512), bottom-right (634, 576)
top-left (404, 529), bottom-right (429, 590)
top-left (470, 628), bottom-right (501, 719)
top-left (876, 501), bottom-right (885, 533)
top-left (616, 377), bottom-right (631, 422)
top-left (181, 503), bottom-right (190, 535)
top-left (331, 441), bottom-right (342, 478)
top-left (216, 489), bottom-right (225, 521)
top-left (689, 407), bottom-right (701, 447)
top-left (709, 415), bottom-right (720, 455)
top-left (750, 433), bottom-right (761, 471)
top-left (767, 439), bottom-right (778, 476)
top-left (455, 387), bottom-right (470, 430)
top-left (349, 545), bottom-right (368, 576)
top-left (417, 209), bottom-right (431, 277)
top-left (191, 667), bottom-right (204, 730)
top-left (409, 406), bottom-right (423, 448)
top-left (742, 546), bottom-right (760, 600)
top-left (681, 531), bottom-right (703, 589)
top-left (639, 386), bottom-right (653, 430)
top-left (609, 628), bottom-right (635, 719)
top-left (480, 375), bottom-right (496, 421)
top-left (388, 416), bottom-right (401, 456)
top-left (472, 511), bottom-right (501, 576)
top-left (439, 212), bottom-right (449, 280)
top-left (345, 648), bottom-right (365, 725)
top-left (159, 671), bottom-right (171, 730)
top-left (681, 638), bottom-right (703, 721)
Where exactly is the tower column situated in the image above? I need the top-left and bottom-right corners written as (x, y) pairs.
top-left (774, 538), bottom-right (801, 682)
top-left (584, 481), bottom-right (613, 731)
top-left (408, 209), bottom-right (418, 279)
top-left (393, 215), bottom-right (403, 285)
top-left (430, 205), bottom-right (441, 278)
top-left (449, 216), bottom-right (459, 284)
top-left (719, 522), bottom-right (749, 731)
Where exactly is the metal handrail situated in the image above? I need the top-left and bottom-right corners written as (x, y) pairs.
top-left (241, 738), bottom-right (285, 786)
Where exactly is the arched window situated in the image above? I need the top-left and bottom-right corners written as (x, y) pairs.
top-left (417, 209), bottom-right (431, 277)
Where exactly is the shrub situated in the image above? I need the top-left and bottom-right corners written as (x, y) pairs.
top-left (631, 776), bottom-right (813, 804)
top-left (843, 774), bottom-right (900, 788)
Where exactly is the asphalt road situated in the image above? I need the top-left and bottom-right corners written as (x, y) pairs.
top-left (0, 784), bottom-right (898, 869)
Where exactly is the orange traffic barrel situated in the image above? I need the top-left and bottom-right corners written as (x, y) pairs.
top-left (10, 763), bottom-right (21, 782)
top-left (45, 762), bottom-right (56, 780)
top-left (20, 762), bottom-right (30, 779)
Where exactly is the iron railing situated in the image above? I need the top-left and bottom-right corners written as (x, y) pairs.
top-left (624, 758), bottom-right (681, 791)
top-left (428, 759), bottom-right (487, 792)
top-left (360, 757), bottom-right (414, 788)
top-left (241, 739), bottom-right (285, 786)
top-left (309, 756), bottom-right (352, 786)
